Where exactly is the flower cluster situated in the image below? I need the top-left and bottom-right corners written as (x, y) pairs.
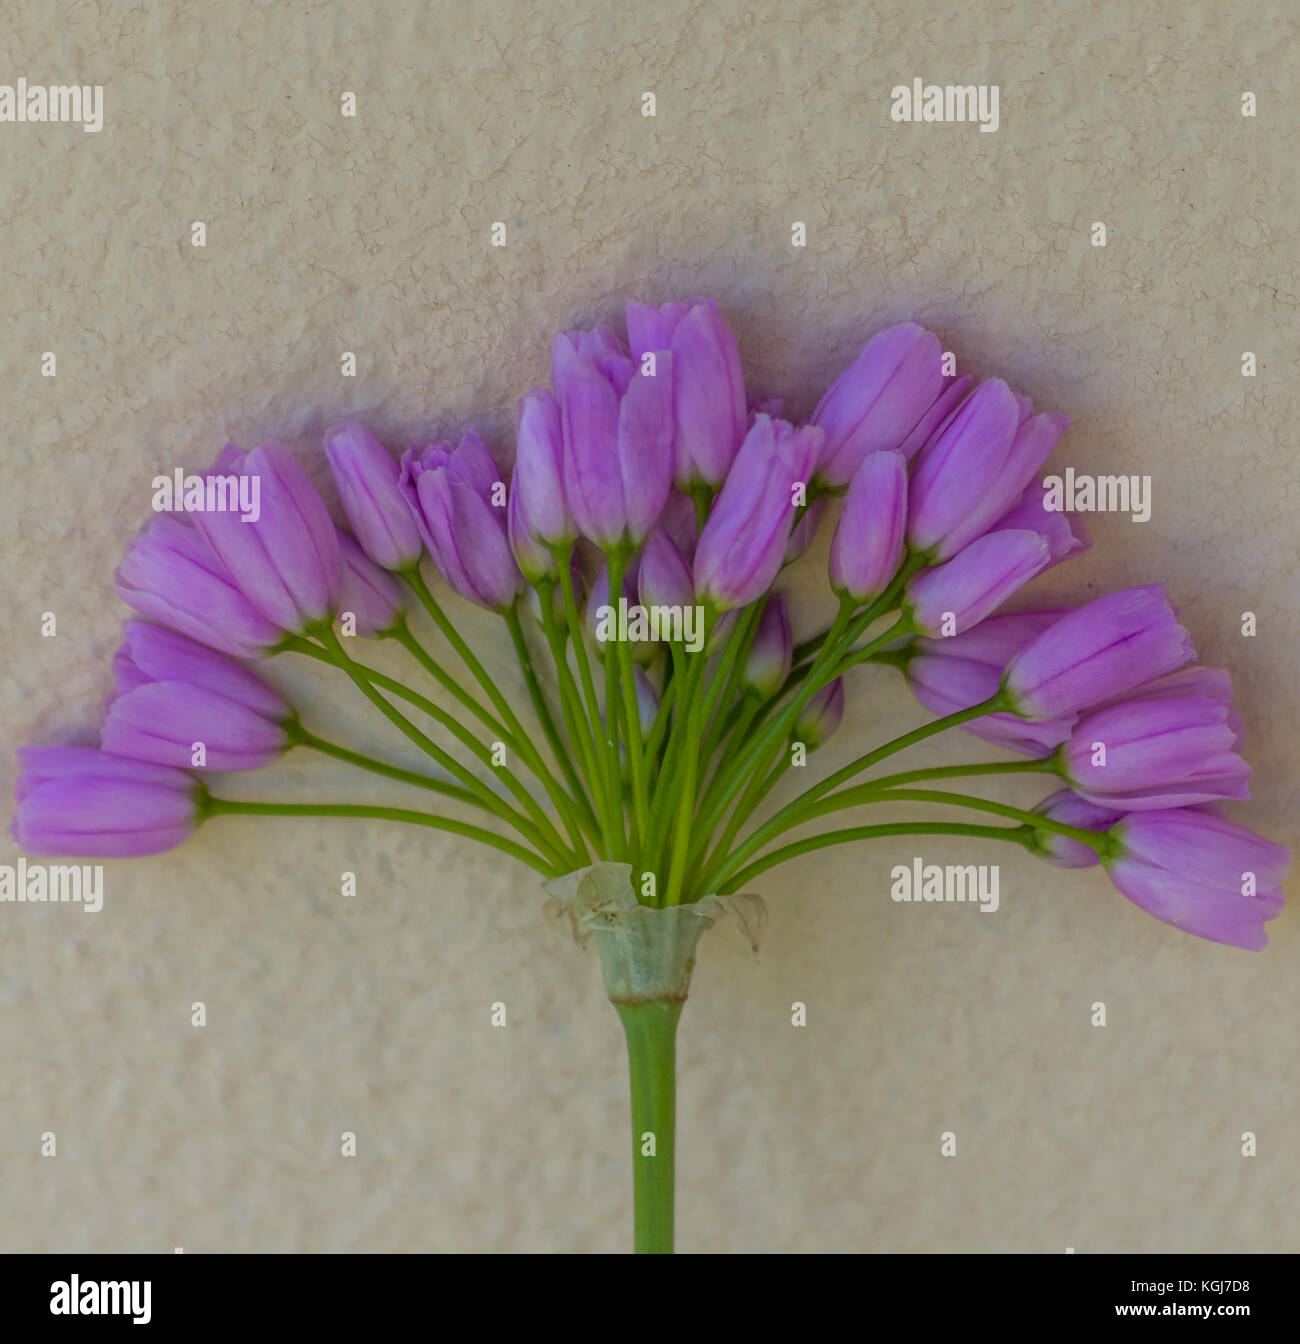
top-left (12, 298), bottom-right (1289, 948)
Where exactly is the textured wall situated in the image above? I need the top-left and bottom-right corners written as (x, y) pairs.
top-left (1, 0), bottom-right (1296, 1252)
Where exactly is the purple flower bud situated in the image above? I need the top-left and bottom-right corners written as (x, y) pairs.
top-left (526, 552), bottom-right (584, 627)
top-left (896, 375), bottom-right (972, 460)
top-left (811, 324), bottom-right (948, 488)
top-left (904, 607), bottom-right (1077, 754)
top-left (338, 532), bottom-right (405, 636)
top-left (194, 442), bottom-right (343, 633)
top-left (627, 298), bottom-right (747, 489)
top-left (11, 749), bottom-right (200, 857)
top-left (1003, 585), bottom-right (1196, 722)
top-left (638, 527), bottom-right (694, 610)
top-left (103, 680), bottom-right (289, 772)
top-left (742, 596), bottom-right (793, 699)
top-left (784, 498), bottom-right (826, 564)
top-left (587, 560), bottom-right (654, 665)
top-left (1060, 695), bottom-right (1250, 811)
top-left (657, 490), bottom-right (699, 560)
top-left (508, 389), bottom-right (573, 584)
top-left (15, 746), bottom-right (196, 802)
top-left (552, 326), bottom-right (674, 548)
top-left (794, 678), bottom-right (844, 749)
top-left (400, 430), bottom-right (522, 611)
top-left (908, 380), bottom-right (1070, 560)
top-left (694, 415), bottom-right (823, 611)
top-left (1031, 789), bottom-right (1124, 868)
top-left (829, 450), bottom-right (907, 603)
top-left (323, 421), bottom-right (424, 571)
top-left (1110, 665), bottom-right (1245, 747)
top-left (913, 607), bottom-right (1072, 667)
top-left (905, 654), bottom-right (1075, 757)
top-left (112, 621), bottom-right (288, 720)
top-left (633, 666), bottom-right (660, 738)
top-left (116, 516), bottom-right (283, 659)
top-left (1106, 809), bottom-right (1290, 949)
top-left (905, 530), bottom-right (1051, 637)
top-left (990, 479), bottom-right (1090, 567)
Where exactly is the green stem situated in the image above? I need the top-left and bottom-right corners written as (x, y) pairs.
top-left (615, 999), bottom-right (682, 1254)
top-left (802, 786), bottom-right (1111, 850)
top-left (388, 616), bottom-right (508, 741)
top-left (538, 583), bottom-right (611, 846)
top-left (205, 797), bottom-right (557, 875)
top-left (291, 725), bottom-right (481, 807)
top-left (863, 760), bottom-right (1059, 791)
top-left (504, 602), bottom-right (598, 854)
top-left (701, 695), bottom-right (1004, 892)
top-left (312, 624), bottom-right (569, 868)
top-left (558, 549), bottom-right (624, 857)
top-left (401, 571), bottom-right (585, 867)
top-left (663, 646), bottom-right (707, 906)
top-left (607, 549), bottom-right (647, 859)
top-left (719, 822), bottom-right (1034, 891)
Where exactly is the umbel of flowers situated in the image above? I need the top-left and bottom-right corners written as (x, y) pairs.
top-left (13, 299), bottom-right (1289, 1253)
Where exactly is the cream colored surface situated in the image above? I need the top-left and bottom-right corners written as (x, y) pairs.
top-left (1, 1), bottom-right (1297, 1252)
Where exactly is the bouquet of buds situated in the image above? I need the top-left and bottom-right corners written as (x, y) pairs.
top-left (13, 298), bottom-right (1289, 1253)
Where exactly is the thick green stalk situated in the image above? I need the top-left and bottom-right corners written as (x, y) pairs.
top-left (615, 1000), bottom-right (682, 1254)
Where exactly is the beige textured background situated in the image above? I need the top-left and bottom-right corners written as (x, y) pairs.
top-left (1, 0), bottom-right (1297, 1253)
